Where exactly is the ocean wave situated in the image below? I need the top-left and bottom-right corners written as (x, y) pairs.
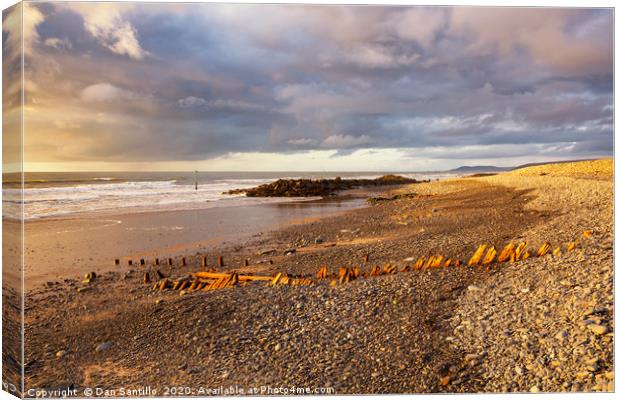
top-left (5, 173), bottom-right (451, 220)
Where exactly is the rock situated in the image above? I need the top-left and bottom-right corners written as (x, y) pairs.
top-left (555, 330), bottom-right (568, 341)
top-left (225, 175), bottom-right (422, 197)
top-left (314, 237), bottom-right (324, 244)
top-left (95, 342), bottom-right (112, 352)
top-left (530, 386), bottom-right (540, 393)
top-left (439, 375), bottom-right (451, 386)
top-left (284, 248), bottom-right (296, 255)
top-left (575, 371), bottom-right (592, 380)
top-left (76, 287), bottom-right (91, 293)
top-left (274, 343), bottom-right (284, 351)
top-left (588, 324), bottom-right (609, 335)
top-left (464, 353), bottom-right (478, 363)
top-left (55, 350), bottom-right (67, 358)
top-left (467, 285), bottom-right (482, 292)
top-left (515, 366), bottom-right (524, 375)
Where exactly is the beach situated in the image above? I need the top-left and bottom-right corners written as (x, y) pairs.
top-left (19, 159), bottom-right (613, 394)
top-left (18, 196), bottom-right (368, 289)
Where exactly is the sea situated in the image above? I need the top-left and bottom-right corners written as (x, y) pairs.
top-left (2, 171), bottom-right (457, 221)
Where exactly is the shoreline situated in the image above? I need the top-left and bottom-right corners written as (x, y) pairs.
top-left (21, 185), bottom-right (407, 290)
top-left (18, 160), bottom-right (614, 393)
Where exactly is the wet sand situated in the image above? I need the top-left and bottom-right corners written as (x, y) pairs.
top-left (20, 191), bottom-right (376, 289)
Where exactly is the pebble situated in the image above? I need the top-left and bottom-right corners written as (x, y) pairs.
top-left (467, 285), bottom-right (482, 292)
top-left (554, 330), bottom-right (568, 341)
top-left (587, 324), bottom-right (608, 335)
top-left (95, 342), bottom-right (112, 352)
top-left (55, 350), bottom-right (67, 358)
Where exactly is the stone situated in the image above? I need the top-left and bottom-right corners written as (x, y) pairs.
top-left (588, 324), bottom-right (609, 335)
top-left (95, 342), bottom-right (112, 352)
top-left (464, 353), bottom-right (478, 363)
top-left (575, 372), bottom-right (592, 381)
top-left (55, 350), bottom-right (67, 358)
top-left (555, 330), bottom-right (568, 342)
top-left (226, 175), bottom-right (420, 197)
top-left (314, 237), bottom-right (324, 244)
top-left (467, 285), bottom-right (482, 292)
top-left (530, 386), bottom-right (540, 393)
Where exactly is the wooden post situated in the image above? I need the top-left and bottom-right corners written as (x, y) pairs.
top-left (244, 259), bottom-right (249, 267)
top-left (155, 258), bottom-right (160, 266)
top-left (115, 259), bottom-right (120, 266)
top-left (168, 258), bottom-right (173, 266)
top-left (363, 254), bottom-right (369, 263)
top-left (201, 256), bottom-right (208, 269)
top-left (140, 258), bottom-right (145, 266)
top-left (218, 256), bottom-right (224, 267)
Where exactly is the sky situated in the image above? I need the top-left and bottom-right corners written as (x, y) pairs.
top-left (2, 3), bottom-right (614, 172)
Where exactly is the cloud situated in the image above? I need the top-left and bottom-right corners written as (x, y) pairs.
top-left (23, 2), bottom-right (45, 54)
top-left (66, 3), bottom-right (148, 59)
top-left (81, 83), bottom-right (134, 102)
top-left (321, 134), bottom-right (373, 149)
top-left (178, 96), bottom-right (208, 107)
top-left (394, 8), bottom-right (448, 47)
top-left (44, 37), bottom-right (72, 50)
top-left (288, 138), bottom-right (315, 146)
top-left (14, 4), bottom-right (613, 170)
top-left (177, 97), bottom-right (270, 112)
top-left (450, 8), bottom-right (612, 75)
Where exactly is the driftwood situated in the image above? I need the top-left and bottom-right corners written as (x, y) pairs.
top-left (144, 232), bottom-right (590, 294)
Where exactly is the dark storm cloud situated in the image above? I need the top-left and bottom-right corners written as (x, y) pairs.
top-left (11, 3), bottom-right (613, 166)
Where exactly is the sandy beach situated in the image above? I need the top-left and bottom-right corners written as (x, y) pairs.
top-left (19, 159), bottom-right (613, 394)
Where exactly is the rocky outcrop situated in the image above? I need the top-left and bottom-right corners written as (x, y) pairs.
top-left (225, 175), bottom-right (425, 197)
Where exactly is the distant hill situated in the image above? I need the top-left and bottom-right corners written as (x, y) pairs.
top-left (449, 165), bottom-right (511, 173)
top-left (449, 159), bottom-right (602, 174)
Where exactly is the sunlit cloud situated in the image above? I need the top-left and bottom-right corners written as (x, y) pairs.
top-left (1, 3), bottom-right (612, 172)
